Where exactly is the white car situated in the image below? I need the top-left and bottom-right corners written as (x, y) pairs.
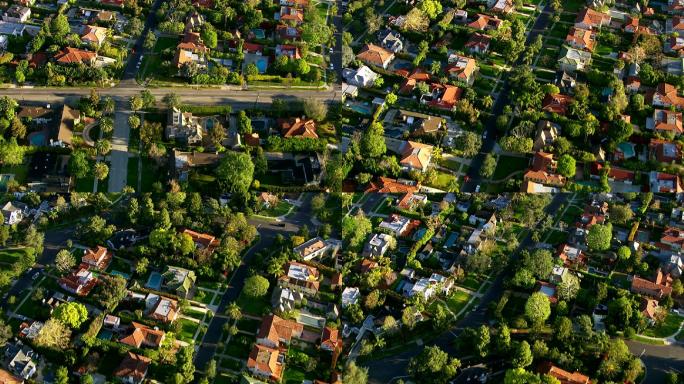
top-left (329, 63), bottom-right (334, 70)
top-left (475, 184), bottom-right (481, 193)
top-left (329, 47), bottom-right (333, 54)
top-left (482, 131), bottom-right (488, 139)
top-left (32, 271), bottom-right (40, 280)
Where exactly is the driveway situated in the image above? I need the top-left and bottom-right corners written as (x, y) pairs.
top-left (108, 107), bottom-right (131, 192)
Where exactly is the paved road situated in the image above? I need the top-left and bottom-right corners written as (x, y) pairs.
top-left (363, 194), bottom-right (568, 383)
top-left (109, 104), bottom-right (132, 192)
top-left (121, 0), bottom-right (165, 82)
top-left (194, 195), bottom-right (320, 369)
top-left (461, 5), bottom-right (552, 192)
top-left (626, 340), bottom-right (684, 384)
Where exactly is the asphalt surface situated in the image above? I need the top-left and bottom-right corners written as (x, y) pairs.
top-left (194, 194), bottom-right (319, 369)
top-left (626, 340), bottom-right (684, 384)
top-left (461, 5), bottom-right (553, 192)
top-left (121, 0), bottom-right (165, 81)
top-left (363, 194), bottom-right (568, 383)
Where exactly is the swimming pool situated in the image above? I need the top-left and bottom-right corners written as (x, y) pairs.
top-left (97, 329), bottom-right (113, 341)
top-left (252, 29), bottom-right (265, 39)
top-left (255, 57), bottom-right (268, 73)
top-left (145, 271), bottom-right (162, 290)
top-left (347, 104), bottom-right (372, 115)
top-left (28, 131), bottom-right (47, 146)
top-left (110, 270), bottom-right (130, 280)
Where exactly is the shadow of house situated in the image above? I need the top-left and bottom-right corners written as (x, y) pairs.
top-left (26, 152), bottom-right (70, 193)
top-left (265, 152), bottom-right (322, 186)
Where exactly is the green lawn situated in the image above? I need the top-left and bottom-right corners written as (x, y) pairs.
top-left (223, 335), bottom-right (253, 359)
top-left (283, 367), bottom-right (307, 384)
top-left (236, 318), bottom-right (261, 333)
top-left (544, 229), bottom-right (569, 245)
top-left (127, 157), bottom-right (139, 189)
top-left (559, 205), bottom-right (583, 225)
top-left (0, 163), bottom-right (29, 185)
top-left (0, 249), bottom-right (25, 264)
top-left (458, 275), bottom-right (483, 291)
top-left (219, 358), bottom-right (243, 371)
top-left (492, 155), bottom-right (529, 180)
top-left (258, 201), bottom-right (293, 217)
top-left (236, 292), bottom-right (271, 316)
top-left (193, 289), bottom-right (215, 305)
top-left (74, 175), bottom-right (95, 192)
top-left (642, 313), bottom-right (684, 338)
top-left (439, 158), bottom-right (462, 172)
top-left (177, 318), bottom-right (200, 342)
top-left (153, 36), bottom-right (179, 53)
top-left (182, 307), bottom-right (206, 321)
top-left (140, 157), bottom-right (164, 192)
top-left (427, 170), bottom-right (457, 191)
top-left (375, 197), bottom-right (395, 215)
top-left (445, 291), bottom-right (471, 314)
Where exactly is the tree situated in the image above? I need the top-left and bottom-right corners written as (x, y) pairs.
top-left (163, 93), bottom-right (181, 109)
top-left (0, 318), bottom-right (11, 348)
top-left (303, 98), bottom-right (328, 120)
top-left (407, 345), bottom-right (460, 384)
top-left (243, 275), bottom-right (269, 297)
top-left (402, 306), bottom-right (418, 330)
top-left (176, 346), bottom-right (195, 383)
top-left (34, 319), bottom-right (71, 349)
top-left (55, 249), bottom-right (76, 273)
top-left (0, 138), bottom-right (25, 166)
top-left (504, 368), bottom-right (540, 384)
top-left (216, 152), bottom-right (254, 196)
top-left (418, 0), bottom-right (442, 19)
top-left (360, 122), bottom-right (386, 158)
top-left (404, 8), bottom-right (429, 32)
top-left (521, 249), bottom-right (554, 279)
top-left (10, 117), bottom-right (26, 139)
top-left (525, 292), bottom-right (551, 325)
top-left (617, 246), bottom-right (631, 261)
top-left (343, 361), bottom-right (368, 384)
top-left (237, 111), bottom-right (252, 134)
top-left (610, 204), bottom-right (633, 225)
top-left (205, 359), bottom-right (217, 380)
top-left (342, 210), bottom-right (372, 250)
top-left (24, 225), bottom-right (43, 254)
top-left (50, 14), bottom-right (70, 39)
top-left (495, 324), bottom-right (511, 354)
top-left (93, 275), bottom-right (127, 311)
top-left (129, 95), bottom-right (144, 112)
top-left (55, 366), bottom-right (69, 384)
top-left (587, 223), bottom-right (612, 251)
top-left (512, 341), bottom-right (533, 368)
top-left (128, 114), bottom-right (141, 130)
top-left (95, 139), bottom-right (111, 156)
top-left (201, 26), bottom-right (218, 49)
top-left (556, 154), bottom-right (576, 178)
top-left (93, 162), bottom-right (109, 181)
top-left (500, 136), bottom-right (533, 153)
top-left (556, 274), bottom-right (580, 301)
top-left (52, 302), bottom-right (88, 328)
top-left (480, 154), bottom-right (497, 178)
top-left (135, 257), bottom-right (149, 275)
top-left (144, 31), bottom-right (157, 50)
top-left (245, 63), bottom-right (259, 76)
top-left (607, 296), bottom-right (633, 331)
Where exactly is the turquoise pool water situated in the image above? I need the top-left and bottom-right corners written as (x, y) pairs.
top-left (29, 131), bottom-right (47, 146)
top-left (145, 271), bottom-right (162, 290)
top-left (252, 29), bottom-right (265, 39)
top-left (348, 104), bottom-right (372, 115)
top-left (110, 270), bottom-right (130, 280)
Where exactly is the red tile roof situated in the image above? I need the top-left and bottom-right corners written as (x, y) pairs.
top-left (54, 47), bottom-right (96, 65)
top-left (278, 117), bottom-right (318, 138)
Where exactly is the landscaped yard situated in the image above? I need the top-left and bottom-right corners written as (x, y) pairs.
top-left (458, 275), bottom-right (484, 291)
top-left (0, 248), bottom-right (26, 264)
top-left (427, 170), bottom-right (457, 191)
top-left (544, 229), bottom-right (569, 245)
top-left (236, 292), bottom-right (271, 316)
top-left (642, 313), bottom-right (684, 338)
top-left (258, 201), bottom-right (293, 218)
top-left (236, 317), bottom-right (262, 333)
top-left (177, 318), bottom-right (200, 342)
top-left (283, 367), bottom-right (307, 384)
top-left (492, 155), bottom-right (530, 180)
top-left (445, 291), bottom-right (471, 314)
top-left (375, 197), bottom-right (395, 215)
top-left (223, 335), bottom-right (252, 358)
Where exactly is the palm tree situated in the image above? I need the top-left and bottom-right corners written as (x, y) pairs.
top-left (482, 95), bottom-right (493, 110)
top-left (99, 117), bottom-right (114, 135)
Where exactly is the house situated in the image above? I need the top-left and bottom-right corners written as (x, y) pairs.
top-left (668, 16), bottom-right (684, 34)
top-left (275, 44), bottom-right (301, 59)
top-left (54, 47), bottom-right (97, 65)
top-left (119, 322), bottom-right (166, 348)
top-left (468, 14), bottom-right (501, 30)
top-left (280, 0), bottom-right (308, 7)
top-left (365, 176), bottom-right (418, 194)
top-left (631, 270), bottom-right (673, 299)
top-left (80, 25), bottom-right (108, 47)
top-left (403, 273), bottom-right (452, 301)
top-left (276, 24), bottom-right (301, 40)
top-left (465, 33), bottom-right (491, 54)
top-left (0, 21), bottom-right (39, 37)
top-left (341, 287), bottom-right (360, 308)
top-left (256, 314), bottom-right (304, 348)
top-left (402, 110), bottom-right (443, 136)
top-left (2, 5), bottom-right (30, 23)
top-left (59, 268), bottom-right (98, 296)
top-left (377, 29), bottom-right (404, 53)
top-left (294, 237), bottom-right (334, 261)
top-left (399, 141), bottom-right (433, 173)
top-left (174, 32), bottom-right (209, 70)
top-left (81, 245), bottom-right (112, 270)
top-left (342, 65), bottom-right (378, 88)
top-left (98, 0), bottom-right (124, 7)
top-left (425, 83), bottom-right (462, 110)
top-left (320, 327), bottom-right (340, 352)
top-left (103, 314), bottom-right (120, 330)
top-left (555, 71), bottom-right (577, 93)
top-left (649, 171), bottom-right (683, 193)
top-left (279, 6), bottom-right (304, 25)
top-left (445, 54), bottom-right (477, 86)
top-left (182, 228), bottom-right (219, 254)
top-left (4, 341), bottom-right (36, 380)
top-left (166, 108), bottom-right (203, 144)
top-left (523, 152), bottom-right (566, 187)
top-left (1, 201), bottom-right (25, 225)
top-left (363, 233), bottom-right (393, 258)
top-left (272, 287), bottom-right (303, 312)
top-left (55, 104), bottom-right (80, 147)
top-left (650, 139), bottom-right (682, 163)
top-left (558, 243), bottom-right (585, 266)
top-left (558, 47), bottom-right (592, 72)
top-left (640, 298), bottom-right (661, 325)
top-left (668, 36), bottom-right (684, 56)
top-left (0, 369), bottom-right (21, 384)
top-left (533, 120), bottom-right (560, 151)
top-left (379, 214), bottom-right (412, 236)
top-left (356, 43), bottom-right (394, 69)
top-left (184, 12), bottom-right (204, 32)
top-left (538, 362), bottom-right (591, 384)
top-left (397, 192), bottom-right (427, 210)
top-left (18, 321), bottom-right (43, 340)
top-left (113, 352), bottom-right (151, 384)
top-left (489, 0), bottom-right (514, 13)
top-left (549, 266), bottom-right (572, 285)
top-left (147, 294), bottom-right (179, 323)
top-left (0, 35), bottom-right (7, 51)
top-left (542, 93), bottom-right (574, 115)
top-left (278, 117), bottom-right (318, 138)
top-left (161, 266), bottom-right (196, 299)
top-left (590, 163), bottom-right (634, 184)
top-left (575, 8), bottom-right (611, 30)
top-left (652, 83), bottom-right (684, 109)
top-left (278, 261), bottom-right (320, 295)
top-left (565, 27), bottom-right (595, 51)
top-left (646, 108), bottom-right (684, 135)
top-left (247, 344), bottom-right (285, 382)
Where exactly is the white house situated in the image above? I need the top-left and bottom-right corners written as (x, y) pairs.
top-left (377, 28), bottom-right (404, 53)
top-left (362, 233), bottom-right (393, 258)
top-left (341, 287), bottom-right (360, 308)
top-left (379, 214), bottom-right (411, 236)
top-left (342, 65), bottom-right (378, 88)
top-left (1, 201), bottom-right (26, 225)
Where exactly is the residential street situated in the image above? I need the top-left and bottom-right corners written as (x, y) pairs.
top-left (461, 5), bottom-right (552, 192)
top-left (362, 194), bottom-right (568, 383)
top-left (626, 340), bottom-right (684, 384)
